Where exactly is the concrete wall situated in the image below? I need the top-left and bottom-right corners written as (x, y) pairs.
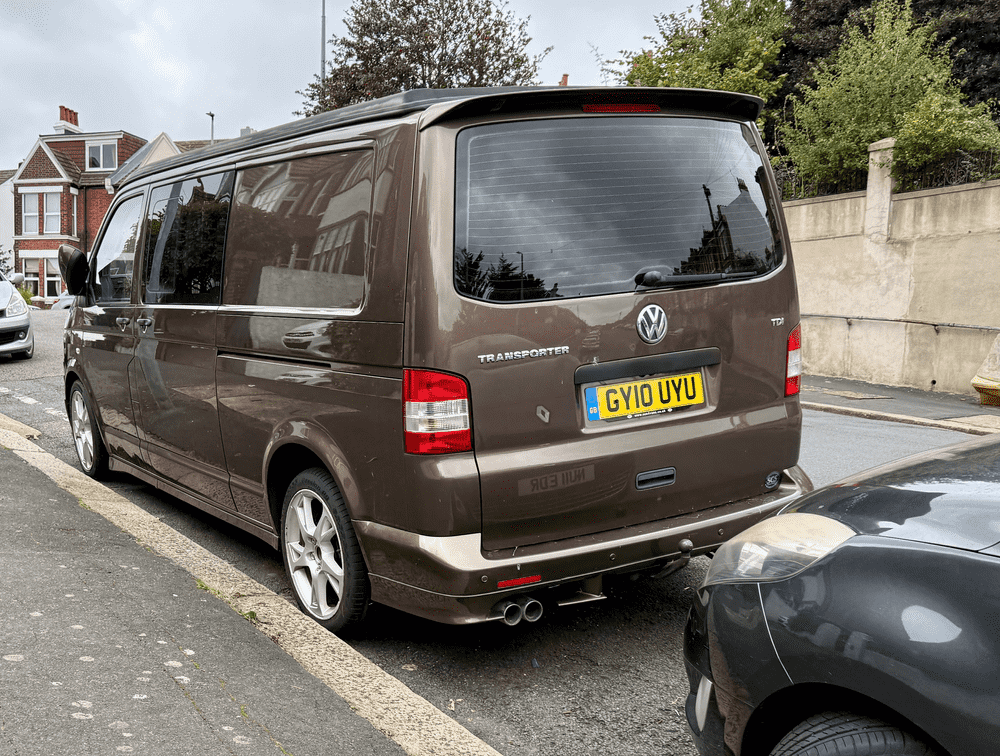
top-left (785, 139), bottom-right (1000, 395)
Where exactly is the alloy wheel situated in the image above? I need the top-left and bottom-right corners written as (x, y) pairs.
top-left (71, 389), bottom-right (94, 471)
top-left (283, 488), bottom-right (345, 620)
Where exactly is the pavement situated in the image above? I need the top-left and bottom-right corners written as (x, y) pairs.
top-left (801, 374), bottom-right (1000, 435)
top-left (1, 374), bottom-right (997, 755)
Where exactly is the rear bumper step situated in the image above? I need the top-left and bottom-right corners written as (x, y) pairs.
top-left (357, 465), bottom-right (812, 624)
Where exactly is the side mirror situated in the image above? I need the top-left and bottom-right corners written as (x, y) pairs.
top-left (8, 272), bottom-right (24, 286)
top-left (59, 244), bottom-right (90, 296)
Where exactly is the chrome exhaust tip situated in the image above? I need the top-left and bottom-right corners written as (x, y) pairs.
top-left (517, 595), bottom-right (543, 623)
top-left (495, 599), bottom-right (523, 626)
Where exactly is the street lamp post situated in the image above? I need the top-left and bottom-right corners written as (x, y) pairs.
top-left (206, 112), bottom-right (215, 145)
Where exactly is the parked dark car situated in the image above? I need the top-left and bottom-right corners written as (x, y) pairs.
top-left (684, 434), bottom-right (1000, 756)
top-left (0, 270), bottom-right (34, 359)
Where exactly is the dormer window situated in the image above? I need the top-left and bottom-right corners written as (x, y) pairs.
top-left (88, 142), bottom-right (117, 170)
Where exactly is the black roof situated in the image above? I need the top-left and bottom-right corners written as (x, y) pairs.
top-left (124, 87), bottom-right (764, 186)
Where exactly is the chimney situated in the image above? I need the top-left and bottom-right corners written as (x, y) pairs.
top-left (559, 74), bottom-right (569, 87)
top-left (54, 106), bottom-right (82, 134)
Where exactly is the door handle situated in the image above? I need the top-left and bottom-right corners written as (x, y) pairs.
top-left (115, 317), bottom-right (130, 332)
top-left (136, 318), bottom-right (152, 333)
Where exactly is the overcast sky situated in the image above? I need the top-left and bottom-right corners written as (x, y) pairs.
top-left (0, 0), bottom-right (693, 171)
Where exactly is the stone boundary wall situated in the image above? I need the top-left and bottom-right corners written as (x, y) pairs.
top-left (784, 138), bottom-right (1000, 396)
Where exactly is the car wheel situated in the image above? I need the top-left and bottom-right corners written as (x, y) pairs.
top-left (281, 467), bottom-right (369, 634)
top-left (770, 712), bottom-right (939, 756)
top-left (69, 381), bottom-right (108, 478)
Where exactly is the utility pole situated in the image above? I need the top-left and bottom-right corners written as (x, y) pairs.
top-left (321, 0), bottom-right (326, 81)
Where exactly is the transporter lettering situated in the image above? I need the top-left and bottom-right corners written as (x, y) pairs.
top-left (477, 346), bottom-right (569, 364)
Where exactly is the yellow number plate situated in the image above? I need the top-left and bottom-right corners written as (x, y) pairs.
top-left (585, 371), bottom-right (705, 421)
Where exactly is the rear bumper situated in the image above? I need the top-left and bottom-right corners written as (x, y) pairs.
top-left (356, 465), bottom-right (812, 624)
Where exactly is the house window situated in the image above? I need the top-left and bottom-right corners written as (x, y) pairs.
top-left (21, 259), bottom-right (39, 296)
top-left (72, 194), bottom-right (78, 236)
top-left (88, 142), bottom-right (117, 170)
top-left (46, 260), bottom-right (61, 297)
top-left (22, 193), bottom-right (39, 235)
top-left (44, 192), bottom-right (60, 234)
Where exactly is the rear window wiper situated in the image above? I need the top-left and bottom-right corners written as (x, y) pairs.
top-left (633, 269), bottom-right (760, 291)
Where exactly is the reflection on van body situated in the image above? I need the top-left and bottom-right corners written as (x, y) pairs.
top-left (62, 87), bottom-right (810, 634)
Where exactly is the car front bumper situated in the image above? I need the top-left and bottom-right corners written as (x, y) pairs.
top-left (0, 313), bottom-right (33, 356)
top-left (683, 578), bottom-right (793, 756)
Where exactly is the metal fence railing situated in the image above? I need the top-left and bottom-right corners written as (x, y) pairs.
top-left (773, 161), bottom-right (867, 201)
top-left (775, 150), bottom-right (1000, 201)
top-left (893, 150), bottom-right (1000, 193)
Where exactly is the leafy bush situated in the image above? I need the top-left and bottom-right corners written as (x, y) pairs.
top-left (893, 91), bottom-right (1000, 175)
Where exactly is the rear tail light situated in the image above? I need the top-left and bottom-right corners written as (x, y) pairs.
top-left (786, 325), bottom-right (802, 396)
top-left (403, 369), bottom-right (472, 454)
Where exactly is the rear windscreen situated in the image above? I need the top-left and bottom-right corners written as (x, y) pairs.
top-left (454, 117), bottom-right (783, 302)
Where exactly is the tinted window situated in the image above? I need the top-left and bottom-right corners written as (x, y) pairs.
top-left (454, 118), bottom-right (783, 302)
top-left (93, 195), bottom-right (143, 304)
top-left (223, 151), bottom-right (373, 309)
top-left (143, 172), bottom-right (233, 305)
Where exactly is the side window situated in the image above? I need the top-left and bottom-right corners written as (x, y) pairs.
top-left (223, 150), bottom-right (373, 309)
top-left (93, 195), bottom-right (143, 304)
top-left (143, 171), bottom-right (233, 305)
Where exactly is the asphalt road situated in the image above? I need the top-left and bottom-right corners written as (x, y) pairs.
top-left (0, 309), bottom-right (976, 756)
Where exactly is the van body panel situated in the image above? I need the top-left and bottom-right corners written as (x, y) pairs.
top-left (132, 305), bottom-right (235, 508)
top-left (74, 304), bottom-right (143, 465)
top-left (214, 353), bottom-right (401, 525)
top-left (216, 313), bottom-right (403, 367)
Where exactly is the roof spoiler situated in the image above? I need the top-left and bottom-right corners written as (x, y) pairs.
top-left (417, 87), bottom-right (764, 129)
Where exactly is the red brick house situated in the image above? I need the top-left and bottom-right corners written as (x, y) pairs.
top-left (11, 107), bottom-right (146, 301)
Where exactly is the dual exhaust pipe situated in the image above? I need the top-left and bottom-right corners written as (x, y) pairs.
top-left (494, 595), bottom-right (543, 626)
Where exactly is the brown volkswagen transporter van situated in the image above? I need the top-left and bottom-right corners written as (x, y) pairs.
top-left (60, 87), bottom-right (811, 633)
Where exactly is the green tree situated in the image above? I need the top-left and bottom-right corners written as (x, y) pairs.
top-left (911, 0), bottom-right (1000, 115)
top-left (774, 0), bottom-right (868, 107)
top-left (781, 0), bottom-right (1000, 185)
top-left (614, 0), bottom-right (789, 121)
top-left (296, 0), bottom-right (550, 115)
top-left (776, 1), bottom-right (1000, 118)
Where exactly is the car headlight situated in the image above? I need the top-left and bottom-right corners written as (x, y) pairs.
top-left (702, 512), bottom-right (856, 588)
top-left (5, 292), bottom-right (27, 317)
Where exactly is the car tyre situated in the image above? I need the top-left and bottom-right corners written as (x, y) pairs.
top-left (69, 381), bottom-right (108, 478)
top-left (281, 467), bottom-right (369, 634)
top-left (770, 712), bottom-right (939, 756)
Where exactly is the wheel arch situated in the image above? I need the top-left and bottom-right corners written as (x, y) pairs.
top-left (263, 423), bottom-right (365, 538)
top-left (739, 683), bottom-right (948, 756)
top-left (64, 368), bottom-right (83, 411)
top-left (65, 369), bottom-right (105, 444)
